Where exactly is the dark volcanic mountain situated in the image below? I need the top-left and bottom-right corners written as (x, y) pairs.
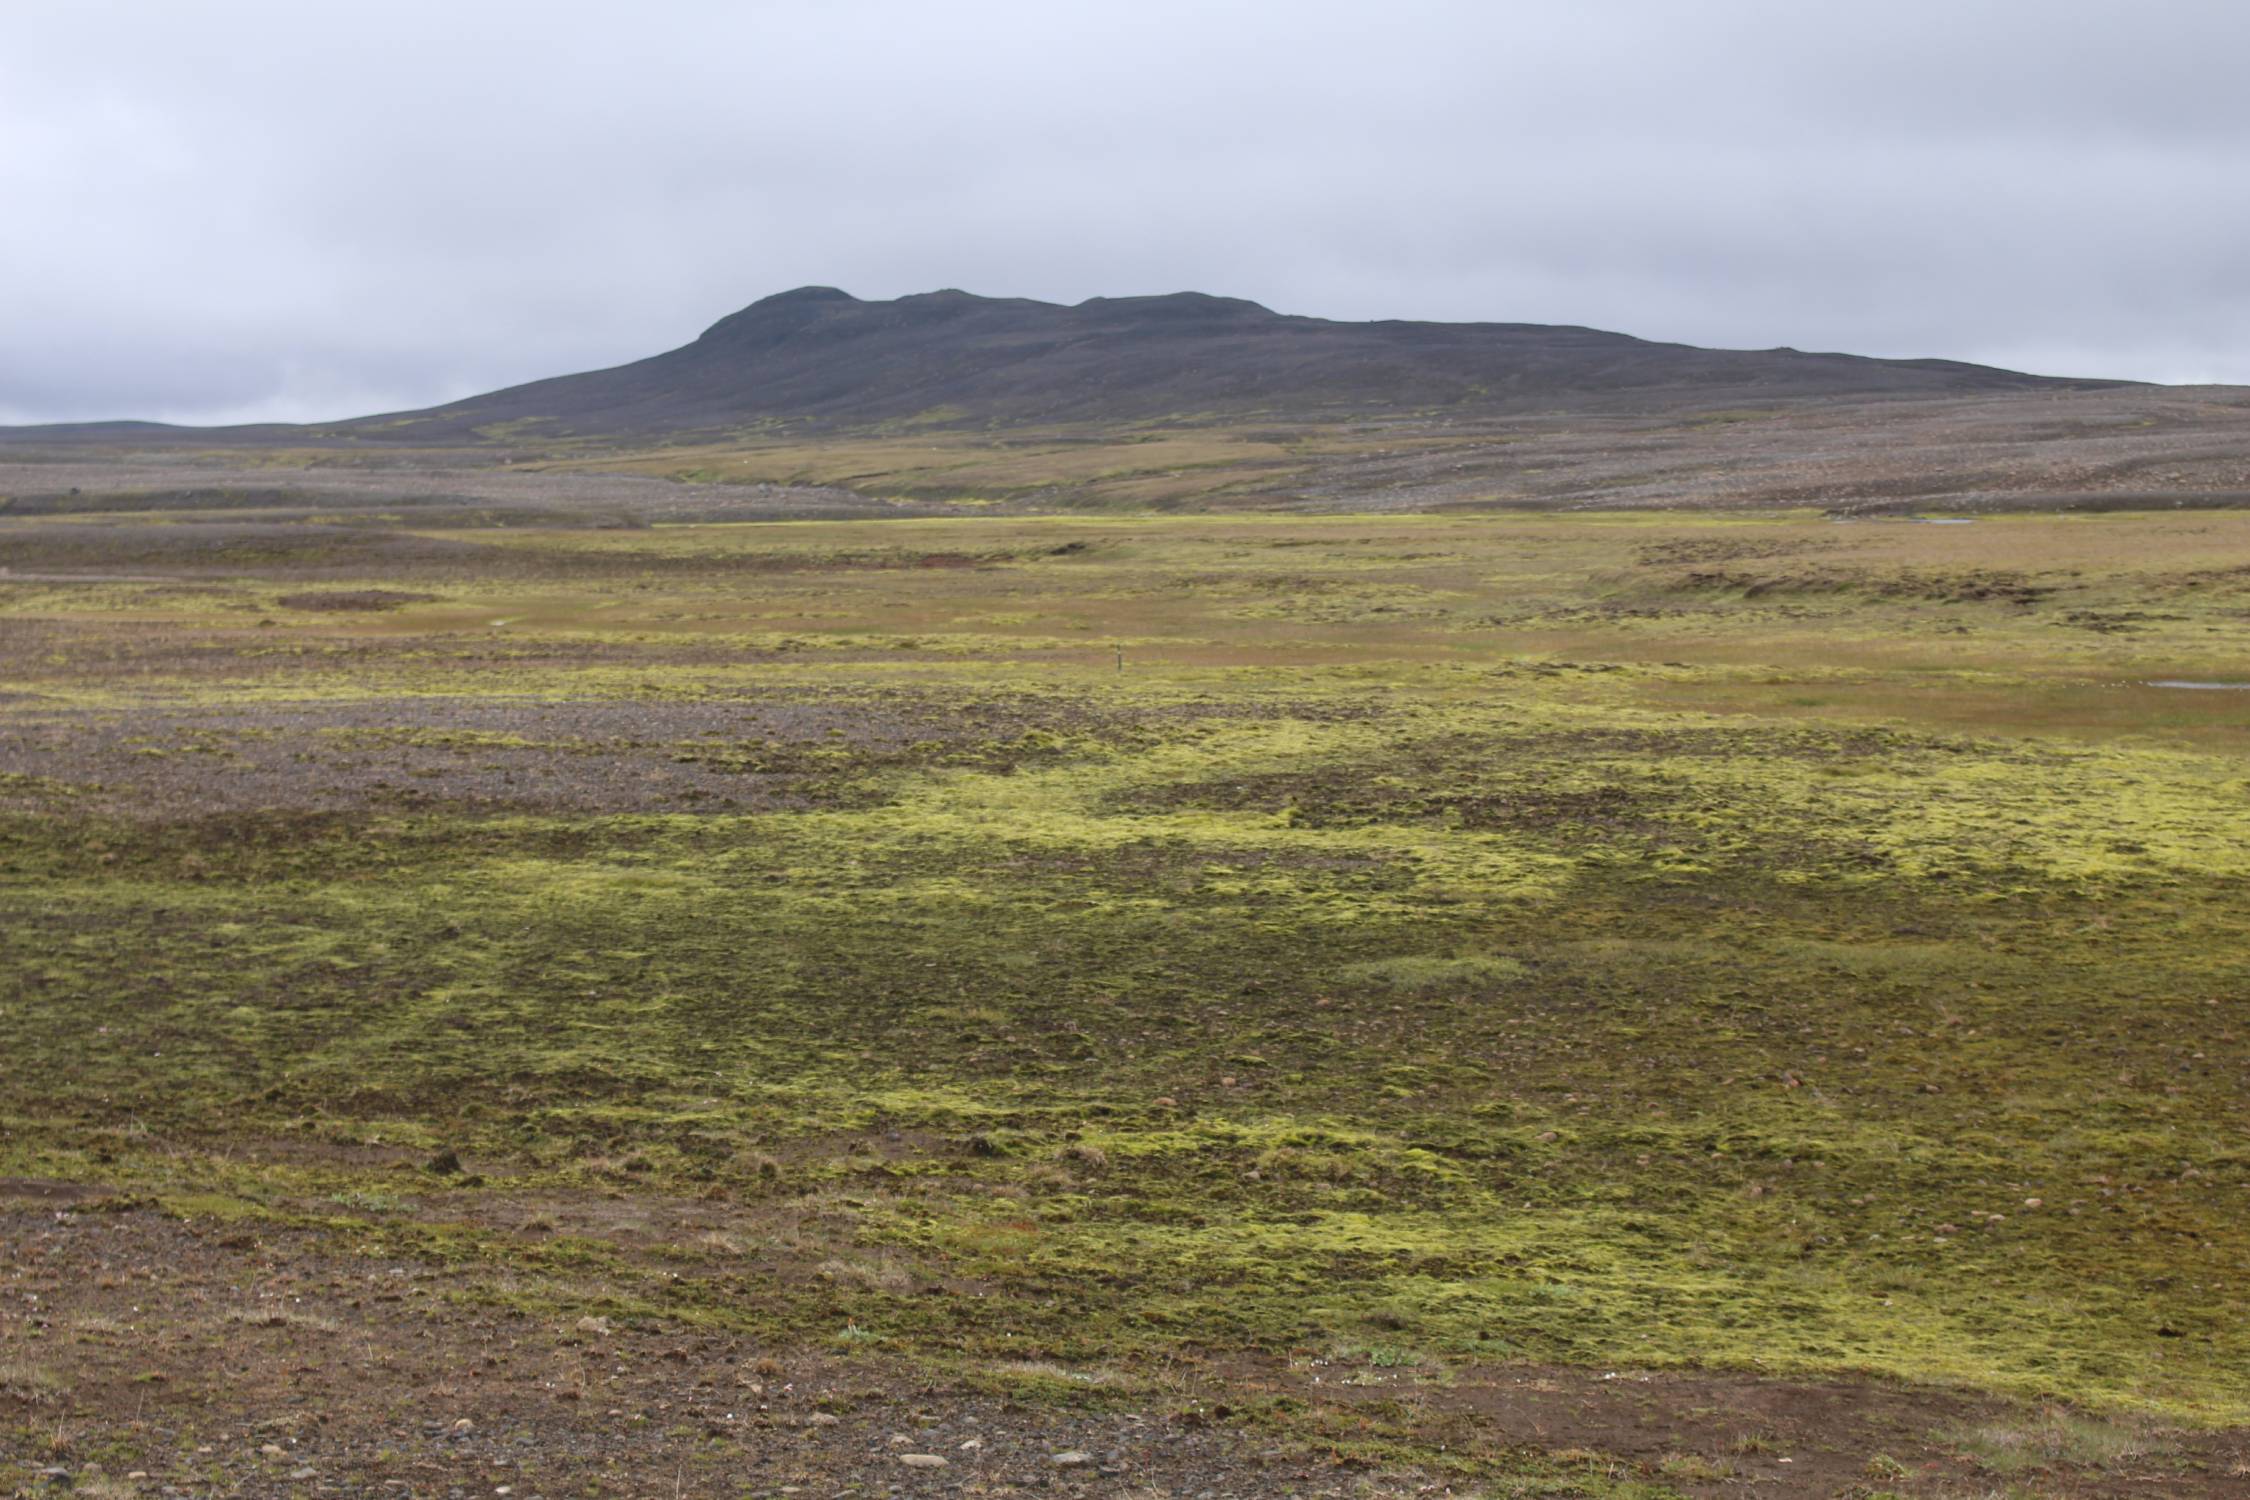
top-left (339, 287), bottom-right (2116, 440)
top-left (1, 288), bottom-right (2129, 446)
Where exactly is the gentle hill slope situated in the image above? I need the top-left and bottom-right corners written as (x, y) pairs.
top-left (360, 287), bottom-right (2117, 439)
top-left (2, 288), bottom-right (2128, 446)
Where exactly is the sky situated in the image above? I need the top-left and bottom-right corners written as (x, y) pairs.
top-left (4, 0), bottom-right (2248, 425)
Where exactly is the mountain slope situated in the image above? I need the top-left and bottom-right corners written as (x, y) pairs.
top-left (340, 287), bottom-right (2121, 440)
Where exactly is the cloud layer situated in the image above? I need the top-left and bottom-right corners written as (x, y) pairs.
top-left (6, 0), bottom-right (2247, 424)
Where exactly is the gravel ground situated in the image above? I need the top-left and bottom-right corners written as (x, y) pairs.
top-left (12, 1186), bottom-right (2241, 1498)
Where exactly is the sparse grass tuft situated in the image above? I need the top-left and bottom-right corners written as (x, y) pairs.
top-left (223, 1306), bottom-right (341, 1334)
top-left (1944, 1408), bottom-right (2161, 1473)
top-left (1656, 1451), bottom-right (1730, 1481)
top-left (0, 1360), bottom-right (64, 1404)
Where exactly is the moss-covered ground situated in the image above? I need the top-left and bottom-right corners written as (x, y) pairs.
top-left (4, 507), bottom-right (2248, 1488)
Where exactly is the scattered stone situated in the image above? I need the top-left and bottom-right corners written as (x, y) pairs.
top-left (809, 1412), bottom-right (842, 1426)
top-left (1052, 1451), bottom-right (1094, 1467)
top-left (897, 1453), bottom-right (947, 1468)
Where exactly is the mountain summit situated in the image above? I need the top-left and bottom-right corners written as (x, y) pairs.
top-left (335, 288), bottom-right (2122, 439)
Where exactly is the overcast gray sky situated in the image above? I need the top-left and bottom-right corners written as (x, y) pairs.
top-left (4, 0), bottom-right (2247, 425)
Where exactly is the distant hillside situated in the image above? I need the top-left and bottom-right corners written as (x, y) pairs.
top-left (367, 288), bottom-right (2129, 439)
top-left (5, 288), bottom-right (2129, 444)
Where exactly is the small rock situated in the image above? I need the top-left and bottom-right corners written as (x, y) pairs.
top-left (574, 1316), bottom-right (611, 1337)
top-left (2024, 1197), bottom-right (2044, 1209)
top-left (287, 1468), bottom-right (317, 1482)
top-left (1052, 1451), bottom-right (1094, 1468)
top-left (897, 1453), bottom-right (946, 1468)
top-left (260, 1444), bottom-right (285, 1456)
top-left (808, 1412), bottom-right (842, 1426)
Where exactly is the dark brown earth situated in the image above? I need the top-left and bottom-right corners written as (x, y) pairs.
top-left (0, 693), bottom-right (1185, 818)
top-left (9, 1184), bottom-right (2245, 1499)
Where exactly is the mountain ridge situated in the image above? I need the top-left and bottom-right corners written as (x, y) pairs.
top-left (4, 288), bottom-right (2132, 442)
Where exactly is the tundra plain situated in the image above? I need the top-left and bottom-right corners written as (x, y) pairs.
top-left (4, 473), bottom-right (2250, 1496)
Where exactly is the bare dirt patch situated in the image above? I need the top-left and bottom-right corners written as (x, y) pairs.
top-left (5, 1194), bottom-right (2242, 1498)
top-left (0, 695), bottom-right (1103, 817)
top-left (274, 589), bottom-right (441, 612)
